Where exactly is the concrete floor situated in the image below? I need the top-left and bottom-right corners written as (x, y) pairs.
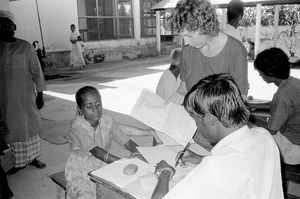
top-left (5, 56), bottom-right (300, 199)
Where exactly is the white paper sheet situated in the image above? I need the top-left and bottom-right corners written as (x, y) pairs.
top-left (137, 145), bottom-right (180, 167)
top-left (90, 158), bottom-right (154, 189)
top-left (130, 89), bottom-right (197, 146)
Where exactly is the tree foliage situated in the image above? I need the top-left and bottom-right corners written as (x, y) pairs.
top-left (240, 4), bottom-right (300, 27)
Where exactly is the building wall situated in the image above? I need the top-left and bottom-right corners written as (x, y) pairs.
top-left (10, 0), bottom-right (78, 52)
top-left (8, 0), bottom-right (157, 69)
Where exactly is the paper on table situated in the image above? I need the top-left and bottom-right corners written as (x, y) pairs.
top-left (130, 89), bottom-right (197, 146)
top-left (125, 146), bottom-right (196, 199)
top-left (90, 158), bottom-right (154, 189)
top-left (137, 145), bottom-right (180, 167)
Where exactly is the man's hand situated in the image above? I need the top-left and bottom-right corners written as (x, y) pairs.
top-left (154, 160), bottom-right (175, 180)
top-left (175, 149), bottom-right (202, 167)
top-left (36, 92), bottom-right (44, 110)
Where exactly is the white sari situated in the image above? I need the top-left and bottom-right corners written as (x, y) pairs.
top-left (70, 31), bottom-right (85, 68)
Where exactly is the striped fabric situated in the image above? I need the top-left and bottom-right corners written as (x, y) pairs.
top-left (268, 77), bottom-right (300, 145)
top-left (10, 135), bottom-right (40, 168)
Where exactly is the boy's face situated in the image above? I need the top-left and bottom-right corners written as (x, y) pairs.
top-left (79, 92), bottom-right (102, 125)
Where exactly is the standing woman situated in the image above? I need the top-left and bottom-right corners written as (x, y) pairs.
top-left (69, 24), bottom-right (86, 69)
top-left (167, 0), bottom-right (248, 100)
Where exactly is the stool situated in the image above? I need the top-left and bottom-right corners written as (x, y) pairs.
top-left (282, 163), bottom-right (300, 199)
top-left (50, 171), bottom-right (67, 199)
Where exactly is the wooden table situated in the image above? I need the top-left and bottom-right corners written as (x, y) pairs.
top-left (89, 173), bottom-right (137, 199)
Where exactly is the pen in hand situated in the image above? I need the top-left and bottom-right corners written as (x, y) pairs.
top-left (175, 142), bottom-right (191, 167)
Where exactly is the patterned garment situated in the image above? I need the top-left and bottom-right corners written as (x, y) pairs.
top-left (268, 77), bottom-right (300, 145)
top-left (10, 135), bottom-right (40, 168)
top-left (65, 115), bottom-right (129, 199)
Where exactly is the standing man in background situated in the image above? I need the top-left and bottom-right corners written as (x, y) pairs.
top-left (222, 0), bottom-right (244, 42)
top-left (0, 10), bottom-right (47, 175)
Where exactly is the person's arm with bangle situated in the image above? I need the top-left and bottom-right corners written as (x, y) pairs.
top-left (90, 147), bottom-right (120, 164)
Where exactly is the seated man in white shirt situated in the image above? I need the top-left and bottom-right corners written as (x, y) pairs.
top-left (151, 73), bottom-right (283, 199)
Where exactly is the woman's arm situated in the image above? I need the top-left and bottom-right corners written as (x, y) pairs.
top-left (90, 146), bottom-right (120, 164)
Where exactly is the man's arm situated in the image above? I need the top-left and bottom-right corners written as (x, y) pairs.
top-left (151, 160), bottom-right (175, 199)
top-left (151, 170), bottom-right (172, 199)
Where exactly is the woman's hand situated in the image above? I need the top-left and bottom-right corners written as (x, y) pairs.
top-left (175, 149), bottom-right (202, 167)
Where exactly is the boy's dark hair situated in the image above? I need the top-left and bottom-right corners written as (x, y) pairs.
top-left (70, 24), bottom-right (75, 28)
top-left (75, 86), bottom-right (99, 108)
top-left (227, 0), bottom-right (244, 24)
top-left (254, 48), bottom-right (290, 79)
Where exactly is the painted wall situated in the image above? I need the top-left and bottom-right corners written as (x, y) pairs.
top-left (8, 0), bottom-right (158, 67)
top-left (9, 0), bottom-right (78, 52)
top-left (0, 0), bottom-right (9, 11)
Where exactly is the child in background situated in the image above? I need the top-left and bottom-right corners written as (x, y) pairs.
top-left (156, 48), bottom-right (182, 101)
top-left (65, 86), bottom-right (143, 199)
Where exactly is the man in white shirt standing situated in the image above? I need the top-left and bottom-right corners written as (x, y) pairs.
top-left (222, 0), bottom-right (244, 42)
top-left (151, 73), bottom-right (283, 199)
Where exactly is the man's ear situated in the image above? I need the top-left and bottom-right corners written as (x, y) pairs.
top-left (207, 114), bottom-right (217, 127)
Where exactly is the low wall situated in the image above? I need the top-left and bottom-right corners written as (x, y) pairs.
top-left (44, 42), bottom-right (158, 70)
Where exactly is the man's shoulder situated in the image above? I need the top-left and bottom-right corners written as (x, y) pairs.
top-left (14, 38), bottom-right (32, 49)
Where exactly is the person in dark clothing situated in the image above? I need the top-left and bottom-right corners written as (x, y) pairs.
top-left (0, 112), bottom-right (13, 199)
top-left (32, 40), bottom-right (46, 72)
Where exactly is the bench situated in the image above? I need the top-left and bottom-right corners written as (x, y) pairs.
top-left (50, 171), bottom-right (67, 199)
top-left (282, 164), bottom-right (300, 199)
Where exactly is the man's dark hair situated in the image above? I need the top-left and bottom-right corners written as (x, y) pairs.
top-left (227, 0), bottom-right (244, 25)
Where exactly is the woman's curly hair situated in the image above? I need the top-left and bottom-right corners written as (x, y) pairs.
top-left (168, 0), bottom-right (220, 37)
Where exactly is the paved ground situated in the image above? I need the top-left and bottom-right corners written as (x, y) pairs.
top-left (5, 55), bottom-right (300, 199)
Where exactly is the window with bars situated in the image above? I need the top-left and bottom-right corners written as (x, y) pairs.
top-left (77, 0), bottom-right (134, 41)
top-left (140, 0), bottom-right (159, 37)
